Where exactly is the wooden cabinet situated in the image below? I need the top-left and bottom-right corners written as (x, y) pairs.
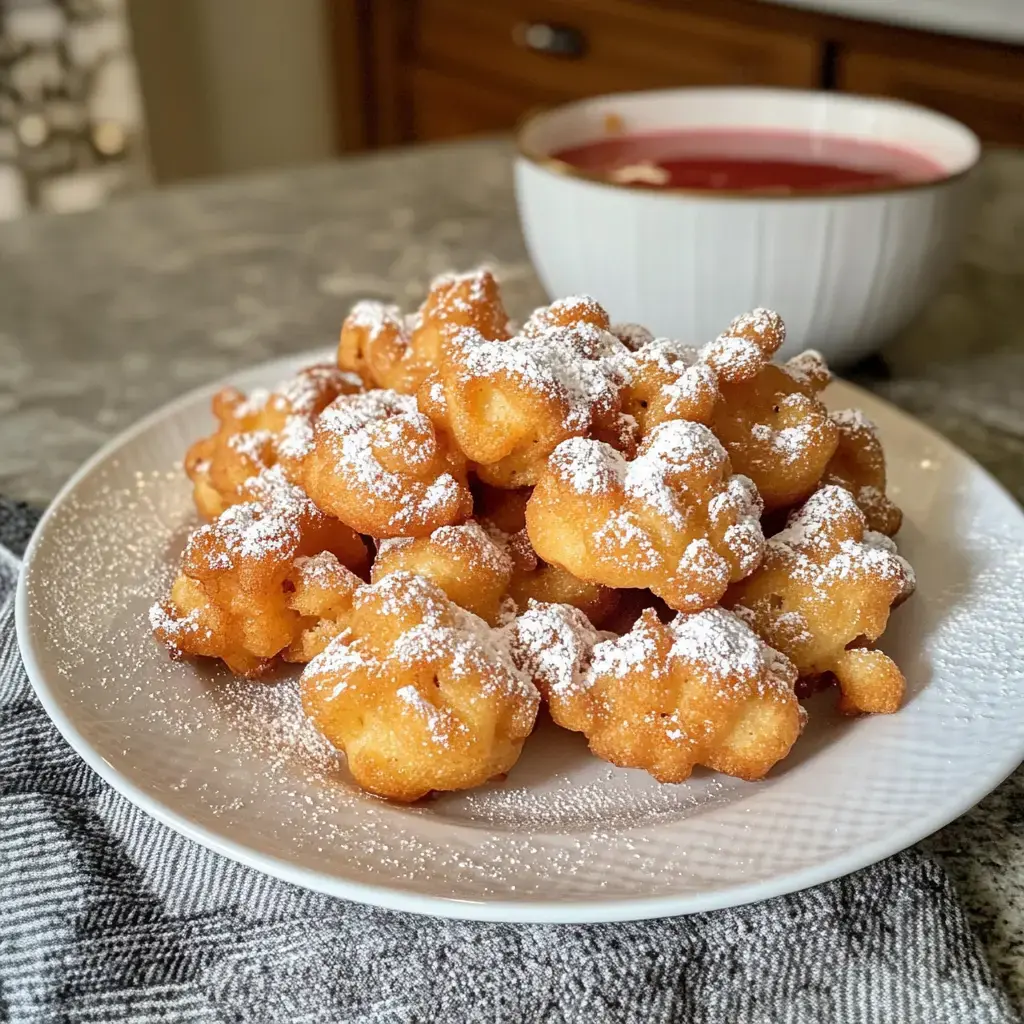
top-left (839, 41), bottom-right (1024, 146)
top-left (412, 0), bottom-right (820, 134)
top-left (341, 0), bottom-right (1024, 149)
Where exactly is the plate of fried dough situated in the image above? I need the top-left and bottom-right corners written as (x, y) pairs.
top-left (16, 268), bottom-right (1024, 922)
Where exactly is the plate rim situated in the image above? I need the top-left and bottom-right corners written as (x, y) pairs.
top-left (14, 352), bottom-right (1024, 923)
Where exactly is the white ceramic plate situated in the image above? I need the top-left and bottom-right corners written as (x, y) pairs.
top-left (16, 351), bottom-right (1024, 923)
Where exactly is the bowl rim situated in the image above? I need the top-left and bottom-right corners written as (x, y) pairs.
top-left (515, 86), bottom-right (981, 201)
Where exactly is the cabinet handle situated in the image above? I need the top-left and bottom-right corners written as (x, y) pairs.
top-left (513, 22), bottom-right (587, 58)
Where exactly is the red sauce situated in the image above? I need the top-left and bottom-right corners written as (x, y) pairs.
top-left (551, 128), bottom-right (946, 193)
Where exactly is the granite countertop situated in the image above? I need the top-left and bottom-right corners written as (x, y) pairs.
top-left (1, 138), bottom-right (1022, 1001)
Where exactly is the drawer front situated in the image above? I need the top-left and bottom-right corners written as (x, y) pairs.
top-left (409, 66), bottom-right (549, 141)
top-left (839, 47), bottom-right (1024, 146)
top-left (411, 0), bottom-right (821, 99)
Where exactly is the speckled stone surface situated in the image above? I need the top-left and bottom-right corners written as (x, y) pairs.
top-left (1, 138), bottom-right (1022, 1004)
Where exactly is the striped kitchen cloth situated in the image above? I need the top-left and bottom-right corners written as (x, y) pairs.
top-left (0, 497), bottom-right (1019, 1024)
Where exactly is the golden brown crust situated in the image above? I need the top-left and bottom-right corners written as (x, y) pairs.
top-left (300, 572), bottom-right (539, 802)
top-left (709, 358), bottom-right (839, 513)
top-left (371, 523), bottom-right (514, 626)
top-left (151, 468), bottom-right (368, 676)
top-left (290, 389), bottom-right (473, 538)
top-left (338, 269), bottom-right (510, 394)
top-left (608, 328), bottom-right (720, 436)
top-left (508, 604), bottom-right (803, 783)
top-left (424, 295), bottom-right (636, 488)
top-left (724, 486), bottom-right (915, 715)
top-left (819, 409), bottom-right (903, 536)
top-left (525, 421), bottom-right (765, 612)
top-left (185, 366), bottom-right (362, 520)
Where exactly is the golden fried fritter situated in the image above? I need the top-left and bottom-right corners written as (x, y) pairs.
top-left (701, 311), bottom-right (838, 512)
top-left (372, 522), bottom-right (514, 625)
top-left (819, 408), bottom-right (902, 536)
top-left (423, 295), bottom-right (636, 488)
top-left (338, 269), bottom-right (510, 394)
top-left (608, 326), bottom-right (720, 436)
top-left (151, 467), bottom-right (368, 676)
top-left (724, 485), bottom-right (915, 715)
top-left (508, 603), bottom-right (803, 782)
top-left (288, 388), bottom-right (473, 538)
top-left (282, 550), bottom-right (364, 664)
top-left (526, 420), bottom-right (765, 612)
top-left (473, 480), bottom-right (621, 627)
top-left (185, 365), bottom-right (362, 519)
top-left (301, 571), bottom-right (540, 801)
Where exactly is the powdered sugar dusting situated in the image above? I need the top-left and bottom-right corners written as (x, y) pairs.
top-left (450, 319), bottom-right (626, 434)
top-left (699, 309), bottom-right (784, 383)
top-left (348, 300), bottom-right (406, 343)
top-left (770, 486), bottom-right (915, 593)
top-left (831, 407), bottom-right (877, 435)
top-left (183, 465), bottom-right (318, 569)
top-left (783, 350), bottom-right (830, 389)
top-left (589, 612), bottom-right (664, 681)
top-left (610, 322), bottom-right (654, 351)
top-left (506, 601), bottom-right (611, 701)
top-left (318, 389), bottom-right (463, 526)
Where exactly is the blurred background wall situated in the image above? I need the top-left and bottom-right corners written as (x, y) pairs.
top-left (127, 0), bottom-right (336, 183)
top-left (1, 0), bottom-right (1023, 220)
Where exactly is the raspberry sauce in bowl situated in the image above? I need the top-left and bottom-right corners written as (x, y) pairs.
top-left (551, 128), bottom-right (946, 195)
top-left (515, 86), bottom-right (980, 364)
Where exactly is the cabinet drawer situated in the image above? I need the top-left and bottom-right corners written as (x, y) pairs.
top-left (409, 66), bottom-right (548, 141)
top-left (839, 44), bottom-right (1024, 145)
top-left (411, 0), bottom-right (821, 98)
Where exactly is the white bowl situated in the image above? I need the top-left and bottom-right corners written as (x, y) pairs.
top-left (515, 88), bottom-right (980, 364)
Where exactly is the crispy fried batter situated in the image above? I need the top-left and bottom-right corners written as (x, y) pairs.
top-left (608, 326), bottom-right (720, 436)
top-left (301, 571), bottom-right (539, 801)
top-left (422, 295), bottom-right (637, 488)
top-left (338, 269), bottom-right (510, 394)
top-left (525, 420), bottom-right (765, 612)
top-left (700, 311), bottom-right (838, 511)
top-left (282, 551), bottom-right (364, 664)
top-left (289, 389), bottom-right (473, 538)
top-left (473, 481), bottom-right (621, 627)
top-left (372, 522), bottom-right (514, 625)
top-left (151, 467), bottom-right (368, 676)
top-left (819, 408), bottom-right (902, 535)
top-left (508, 603), bottom-right (803, 782)
top-left (185, 365), bottom-right (362, 519)
top-left (724, 486), bottom-right (915, 715)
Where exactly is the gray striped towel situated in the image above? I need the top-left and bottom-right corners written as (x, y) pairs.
top-left (0, 497), bottom-right (1019, 1024)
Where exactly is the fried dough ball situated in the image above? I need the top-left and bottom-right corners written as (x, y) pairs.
top-left (288, 389), bottom-right (473, 538)
top-left (700, 308), bottom-right (788, 385)
top-left (526, 420), bottom-right (765, 612)
top-left (701, 311), bottom-right (839, 512)
top-left (300, 571), bottom-right (540, 802)
top-left (338, 269), bottom-right (510, 394)
top-left (608, 325), bottom-right (720, 436)
top-left (723, 486), bottom-right (915, 715)
top-left (507, 554), bottom-right (621, 630)
top-left (423, 295), bottom-right (637, 488)
top-left (282, 550), bottom-right (363, 664)
top-left (473, 481), bottom-right (621, 627)
top-left (372, 522), bottom-right (514, 626)
top-left (185, 365), bottom-right (362, 519)
top-left (508, 603), bottom-right (803, 782)
top-left (818, 408), bottom-right (902, 536)
top-left (151, 467), bottom-right (369, 676)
